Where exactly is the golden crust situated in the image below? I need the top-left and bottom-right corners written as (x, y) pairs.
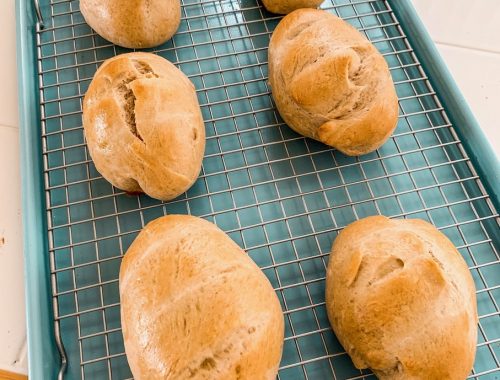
top-left (83, 53), bottom-right (205, 201)
top-left (261, 0), bottom-right (324, 14)
top-left (326, 216), bottom-right (478, 379)
top-left (80, 0), bottom-right (180, 48)
top-left (268, 9), bottom-right (399, 156)
top-left (120, 215), bottom-right (284, 380)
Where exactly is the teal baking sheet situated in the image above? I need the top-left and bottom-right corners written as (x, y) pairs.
top-left (18, 0), bottom-right (500, 379)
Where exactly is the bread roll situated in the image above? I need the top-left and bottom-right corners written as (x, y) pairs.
top-left (120, 215), bottom-right (284, 379)
top-left (268, 9), bottom-right (399, 156)
top-left (83, 53), bottom-right (205, 201)
top-left (80, 0), bottom-right (180, 48)
top-left (261, 0), bottom-right (324, 14)
top-left (325, 216), bottom-right (478, 379)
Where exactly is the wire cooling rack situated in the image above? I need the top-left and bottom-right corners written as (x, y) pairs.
top-left (35, 0), bottom-right (500, 379)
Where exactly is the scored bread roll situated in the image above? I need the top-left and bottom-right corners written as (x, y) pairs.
top-left (80, 0), bottom-right (180, 49)
top-left (120, 215), bottom-right (284, 379)
top-left (325, 216), bottom-right (478, 379)
top-left (268, 9), bottom-right (399, 156)
top-left (83, 53), bottom-right (205, 201)
top-left (261, 0), bottom-right (324, 14)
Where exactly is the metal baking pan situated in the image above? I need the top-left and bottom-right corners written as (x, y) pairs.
top-left (16, 0), bottom-right (500, 378)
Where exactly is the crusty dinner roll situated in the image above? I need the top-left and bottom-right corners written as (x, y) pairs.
top-left (261, 0), bottom-right (324, 14)
top-left (83, 53), bottom-right (205, 201)
top-left (80, 0), bottom-right (180, 49)
top-left (120, 215), bottom-right (284, 379)
top-left (326, 216), bottom-right (478, 379)
top-left (268, 9), bottom-right (399, 156)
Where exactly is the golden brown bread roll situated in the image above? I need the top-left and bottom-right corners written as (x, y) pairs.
top-left (83, 53), bottom-right (205, 201)
top-left (80, 0), bottom-right (180, 48)
top-left (261, 0), bottom-right (324, 14)
top-left (120, 215), bottom-right (284, 379)
top-left (268, 9), bottom-right (399, 156)
top-left (325, 216), bottom-right (478, 379)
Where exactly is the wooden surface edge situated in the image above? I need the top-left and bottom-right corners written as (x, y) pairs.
top-left (0, 369), bottom-right (28, 380)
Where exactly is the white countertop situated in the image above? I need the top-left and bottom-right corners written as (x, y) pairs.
top-left (0, 0), bottom-right (27, 375)
top-left (0, 0), bottom-right (499, 375)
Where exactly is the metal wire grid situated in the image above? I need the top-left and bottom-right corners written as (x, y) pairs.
top-left (34, 0), bottom-right (500, 379)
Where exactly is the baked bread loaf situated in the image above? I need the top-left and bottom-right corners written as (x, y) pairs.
top-left (80, 0), bottom-right (180, 48)
top-left (120, 215), bottom-right (284, 379)
top-left (261, 0), bottom-right (324, 14)
top-left (83, 53), bottom-right (205, 201)
top-left (268, 9), bottom-right (399, 156)
top-left (325, 216), bottom-right (478, 379)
